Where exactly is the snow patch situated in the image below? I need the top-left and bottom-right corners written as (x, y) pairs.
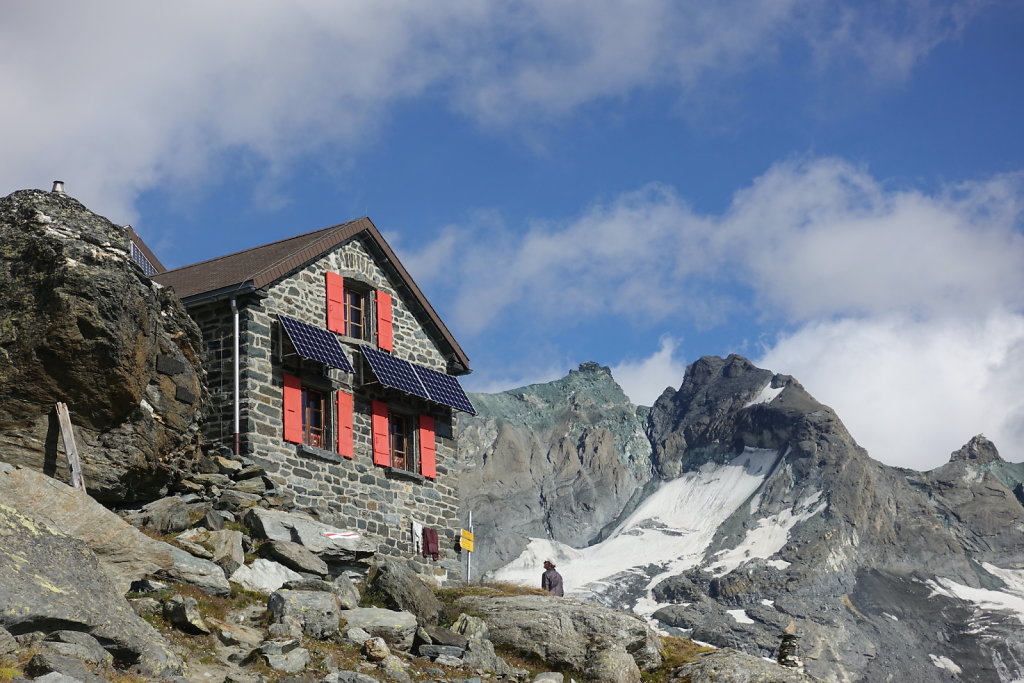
top-left (744, 383), bottom-right (784, 408)
top-left (884, 613), bottom-right (899, 621)
top-left (727, 609), bottom-right (754, 624)
top-left (492, 448), bottom-right (782, 600)
top-left (766, 559), bottom-right (791, 570)
top-left (707, 491), bottom-right (825, 576)
top-left (929, 654), bottom-right (963, 675)
top-left (761, 599), bottom-right (775, 607)
top-left (982, 562), bottom-right (1024, 598)
top-left (926, 576), bottom-right (1024, 625)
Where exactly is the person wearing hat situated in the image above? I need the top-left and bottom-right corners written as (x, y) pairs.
top-left (541, 560), bottom-right (564, 596)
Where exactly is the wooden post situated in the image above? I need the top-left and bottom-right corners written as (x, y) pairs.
top-left (55, 402), bottom-right (85, 491)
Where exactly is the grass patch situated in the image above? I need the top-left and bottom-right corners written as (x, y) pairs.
top-left (435, 581), bottom-right (550, 624)
top-left (640, 635), bottom-right (714, 682)
top-left (0, 665), bottom-right (22, 683)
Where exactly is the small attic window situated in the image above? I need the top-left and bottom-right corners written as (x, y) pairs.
top-left (131, 241), bottom-right (158, 276)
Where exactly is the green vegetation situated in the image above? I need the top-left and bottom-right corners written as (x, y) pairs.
top-left (641, 635), bottom-right (713, 682)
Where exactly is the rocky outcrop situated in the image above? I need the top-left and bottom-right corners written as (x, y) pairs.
top-left (454, 594), bottom-right (662, 672)
top-left (458, 362), bottom-right (654, 573)
top-left (670, 648), bottom-right (818, 682)
top-left (0, 462), bottom-right (229, 596)
top-left (0, 189), bottom-right (208, 502)
top-left (365, 557), bottom-right (444, 625)
top-left (0, 500), bottom-right (182, 676)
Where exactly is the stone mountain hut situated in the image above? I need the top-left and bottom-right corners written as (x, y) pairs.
top-left (152, 217), bottom-right (474, 579)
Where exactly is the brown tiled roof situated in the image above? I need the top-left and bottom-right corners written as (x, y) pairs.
top-left (154, 217), bottom-right (471, 373)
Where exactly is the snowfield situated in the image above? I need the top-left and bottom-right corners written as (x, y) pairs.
top-left (492, 447), bottom-right (827, 615)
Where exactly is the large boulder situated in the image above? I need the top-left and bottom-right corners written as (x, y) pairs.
top-left (0, 501), bottom-right (182, 676)
top-left (340, 608), bottom-right (418, 652)
top-left (0, 463), bottom-right (229, 595)
top-left (454, 594), bottom-right (662, 672)
top-left (243, 508), bottom-right (376, 566)
top-left (0, 188), bottom-right (208, 502)
top-left (669, 648), bottom-right (818, 682)
top-left (365, 558), bottom-right (443, 625)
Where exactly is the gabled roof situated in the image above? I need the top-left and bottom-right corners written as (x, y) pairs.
top-left (153, 217), bottom-right (470, 374)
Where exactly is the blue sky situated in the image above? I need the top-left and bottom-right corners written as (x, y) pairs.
top-left (2, 1), bottom-right (1023, 469)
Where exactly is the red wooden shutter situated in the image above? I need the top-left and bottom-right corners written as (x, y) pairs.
top-left (371, 400), bottom-right (391, 466)
top-left (336, 391), bottom-right (354, 458)
top-left (376, 290), bottom-right (393, 351)
top-left (418, 415), bottom-right (436, 479)
top-left (282, 374), bottom-right (303, 444)
top-left (326, 271), bottom-right (345, 334)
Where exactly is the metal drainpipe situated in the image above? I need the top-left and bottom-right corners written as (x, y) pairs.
top-left (231, 297), bottom-right (240, 456)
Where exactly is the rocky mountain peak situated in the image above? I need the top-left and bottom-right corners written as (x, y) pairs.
top-left (949, 434), bottom-right (1003, 465)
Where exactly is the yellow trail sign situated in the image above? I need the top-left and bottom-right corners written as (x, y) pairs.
top-left (460, 529), bottom-right (474, 552)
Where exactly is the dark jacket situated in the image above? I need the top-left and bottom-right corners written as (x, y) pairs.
top-left (542, 568), bottom-right (564, 596)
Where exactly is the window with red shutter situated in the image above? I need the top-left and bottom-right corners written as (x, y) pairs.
top-left (371, 400), bottom-right (391, 466)
top-left (419, 415), bottom-right (436, 479)
top-left (376, 291), bottom-right (393, 351)
top-left (336, 391), bottom-right (354, 458)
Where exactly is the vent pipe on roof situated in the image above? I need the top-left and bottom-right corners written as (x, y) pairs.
top-left (51, 180), bottom-right (65, 194)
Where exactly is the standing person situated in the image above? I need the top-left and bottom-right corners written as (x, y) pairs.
top-left (541, 560), bottom-right (564, 596)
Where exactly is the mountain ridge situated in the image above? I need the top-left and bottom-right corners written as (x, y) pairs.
top-left (458, 355), bottom-right (1024, 682)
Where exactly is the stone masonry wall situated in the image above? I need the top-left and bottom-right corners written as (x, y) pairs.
top-left (197, 234), bottom-right (464, 580)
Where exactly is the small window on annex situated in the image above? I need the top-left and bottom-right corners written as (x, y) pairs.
top-left (389, 411), bottom-right (417, 472)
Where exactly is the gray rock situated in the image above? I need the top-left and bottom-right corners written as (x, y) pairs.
top-left (419, 644), bottom-right (465, 659)
top-left (0, 500), bottom-right (182, 676)
top-left (454, 595), bottom-right (661, 672)
top-left (208, 529), bottom-right (246, 575)
top-left (0, 189), bottom-right (208, 503)
top-left (217, 489), bottom-right (263, 511)
top-left (422, 624), bottom-right (468, 649)
top-left (366, 558), bottom-right (443, 625)
top-left (138, 496), bottom-right (192, 534)
top-left (670, 648), bottom-right (817, 682)
top-left (533, 674), bottom-right (564, 683)
top-left (260, 539), bottom-right (330, 576)
top-left (206, 617), bottom-right (265, 648)
top-left (450, 613), bottom-right (489, 641)
top-left (257, 640), bottom-right (310, 674)
top-left (344, 627), bottom-right (373, 645)
top-left (363, 636), bottom-right (391, 661)
top-left (376, 655), bottom-right (411, 683)
top-left (268, 590), bottom-right (341, 639)
top-left (461, 638), bottom-right (512, 677)
top-left (163, 595), bottom-right (211, 635)
top-left (0, 626), bottom-right (16, 655)
top-left (321, 673), bottom-right (381, 683)
top-left (0, 465), bottom-right (228, 596)
top-left (43, 632), bottom-right (112, 666)
top-left (586, 646), bottom-right (640, 683)
top-left (32, 673), bottom-right (91, 683)
top-left (243, 508), bottom-right (376, 564)
top-left (230, 558), bottom-right (303, 594)
top-left (24, 652), bottom-right (107, 683)
top-left (434, 654), bottom-right (464, 667)
top-left (332, 574), bottom-right (362, 609)
top-left (339, 608), bottom-right (418, 652)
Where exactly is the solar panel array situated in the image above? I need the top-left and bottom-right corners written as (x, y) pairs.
top-left (361, 346), bottom-right (430, 399)
top-left (414, 364), bottom-right (477, 415)
top-left (279, 314), bottom-right (354, 372)
top-left (361, 346), bottom-right (476, 414)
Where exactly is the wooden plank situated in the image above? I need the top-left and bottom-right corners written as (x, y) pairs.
top-left (55, 402), bottom-right (85, 491)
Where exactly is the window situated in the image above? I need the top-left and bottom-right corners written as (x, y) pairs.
top-left (370, 400), bottom-right (437, 479)
top-left (344, 288), bottom-right (368, 341)
top-left (389, 412), bottom-right (416, 472)
top-left (301, 387), bottom-right (326, 449)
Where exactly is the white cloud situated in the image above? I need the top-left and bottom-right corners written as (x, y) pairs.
top-left (0, 1), bottom-right (988, 222)
top-left (611, 337), bottom-right (688, 407)
top-left (757, 312), bottom-right (1024, 469)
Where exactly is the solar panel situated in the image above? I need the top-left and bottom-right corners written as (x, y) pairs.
top-left (414, 364), bottom-right (477, 415)
top-left (361, 346), bottom-right (430, 399)
top-left (278, 314), bottom-right (354, 372)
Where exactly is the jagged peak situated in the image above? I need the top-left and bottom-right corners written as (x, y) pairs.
top-left (948, 434), bottom-right (1003, 465)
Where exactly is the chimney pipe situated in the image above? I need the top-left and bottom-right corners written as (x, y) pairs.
top-left (51, 181), bottom-right (65, 194)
